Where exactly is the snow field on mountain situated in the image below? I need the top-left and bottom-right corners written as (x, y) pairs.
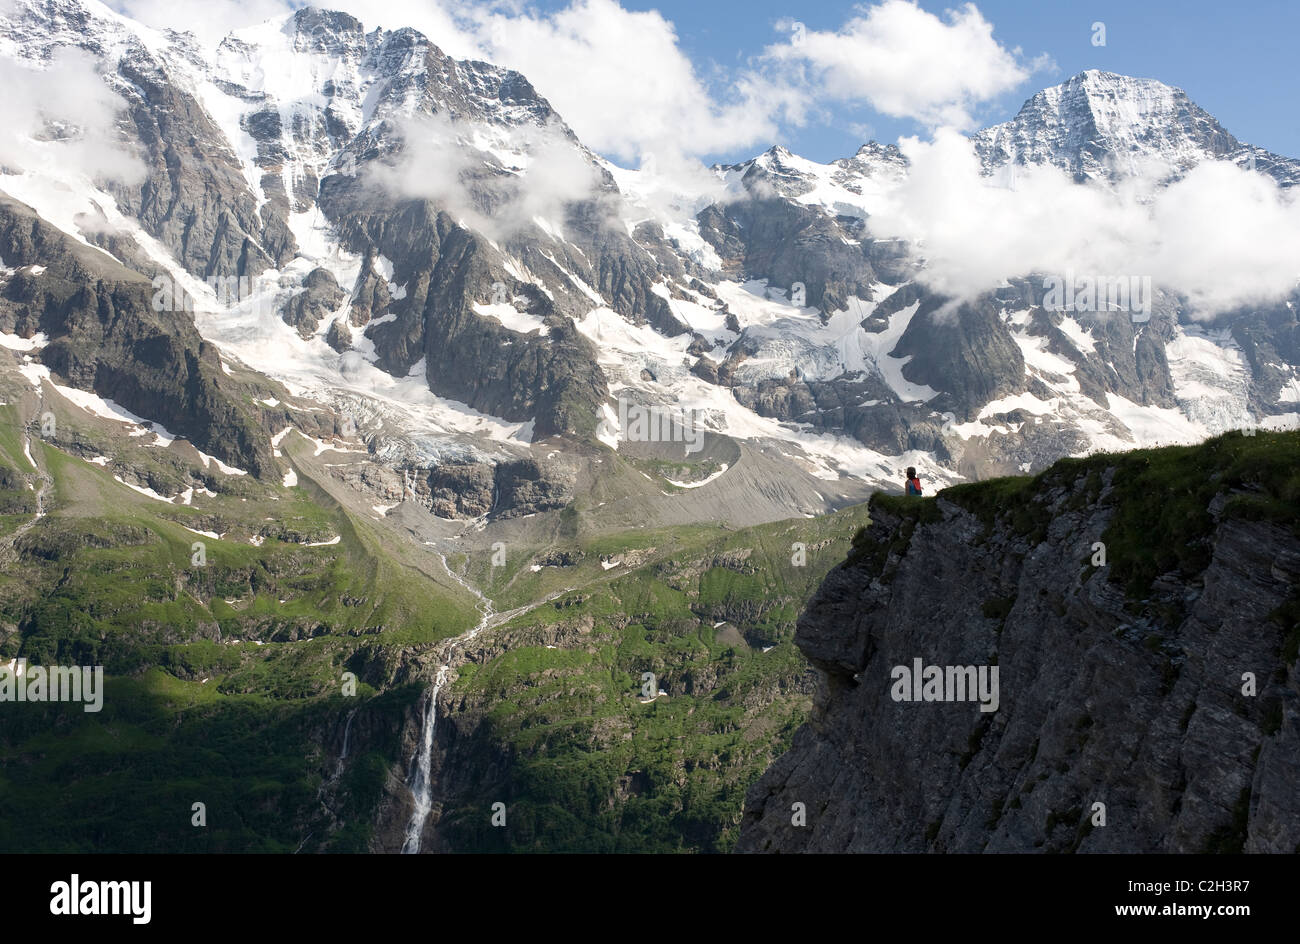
top-left (4, 1), bottom-right (1297, 496)
top-left (653, 286), bottom-right (734, 342)
top-left (578, 294), bottom-right (953, 488)
top-left (472, 302), bottom-right (548, 335)
top-left (1165, 326), bottom-right (1253, 432)
top-left (707, 280), bottom-right (939, 401)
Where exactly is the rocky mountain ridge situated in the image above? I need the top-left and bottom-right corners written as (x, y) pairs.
top-left (738, 431), bottom-right (1300, 853)
top-left (1, 0), bottom-right (1297, 519)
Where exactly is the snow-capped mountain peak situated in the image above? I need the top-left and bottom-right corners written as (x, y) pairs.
top-left (973, 69), bottom-right (1299, 186)
top-left (1, 1), bottom-right (1297, 512)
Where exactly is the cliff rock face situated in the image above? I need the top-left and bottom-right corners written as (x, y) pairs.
top-left (738, 433), bottom-right (1300, 853)
top-left (0, 194), bottom-right (274, 477)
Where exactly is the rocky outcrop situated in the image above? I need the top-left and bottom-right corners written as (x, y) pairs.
top-left (891, 293), bottom-right (1026, 420)
top-left (110, 47), bottom-right (297, 279)
top-left (420, 457), bottom-right (576, 519)
top-left (317, 174), bottom-right (614, 439)
top-left (0, 193), bottom-right (273, 477)
top-left (348, 253), bottom-right (393, 327)
top-left (325, 317), bottom-right (352, 352)
top-left (697, 195), bottom-right (877, 315)
top-left (281, 268), bottom-right (347, 339)
top-left (738, 433), bottom-right (1300, 853)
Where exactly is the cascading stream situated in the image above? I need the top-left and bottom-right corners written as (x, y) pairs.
top-left (335, 708), bottom-right (357, 778)
top-left (400, 554), bottom-right (494, 854)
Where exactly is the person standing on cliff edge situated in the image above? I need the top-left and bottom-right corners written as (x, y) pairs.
top-left (904, 467), bottom-right (923, 496)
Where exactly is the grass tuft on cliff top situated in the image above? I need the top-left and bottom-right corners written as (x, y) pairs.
top-left (858, 429), bottom-right (1300, 603)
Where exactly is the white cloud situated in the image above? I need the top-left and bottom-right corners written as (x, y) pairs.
top-left (364, 114), bottom-right (603, 241)
top-left (765, 0), bottom-right (1047, 130)
top-left (0, 47), bottom-right (144, 185)
top-left (109, 0), bottom-right (292, 49)
top-left (476, 0), bottom-right (797, 166)
top-left (363, 114), bottom-right (480, 210)
top-left (869, 128), bottom-right (1300, 318)
top-left (506, 124), bottom-right (606, 230)
top-left (1148, 162), bottom-right (1300, 314)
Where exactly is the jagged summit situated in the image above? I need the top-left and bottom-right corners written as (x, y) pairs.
top-left (731, 69), bottom-right (1297, 189)
top-left (973, 69), bottom-right (1299, 184)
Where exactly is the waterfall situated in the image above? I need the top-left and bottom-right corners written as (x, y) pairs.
top-left (334, 708), bottom-right (357, 778)
top-left (400, 666), bottom-right (449, 854)
top-left (400, 553), bottom-right (493, 854)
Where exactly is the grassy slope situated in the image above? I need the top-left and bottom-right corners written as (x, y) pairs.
top-left (0, 427), bottom-right (479, 853)
top-left (436, 506), bottom-right (872, 853)
top-left (8, 415), bottom-right (1295, 854)
top-left (0, 398), bottom-right (871, 853)
top-left (869, 428), bottom-right (1300, 597)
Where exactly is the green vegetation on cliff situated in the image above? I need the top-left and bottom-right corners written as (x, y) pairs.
top-left (0, 423), bottom-right (477, 853)
top-left (0, 398), bottom-right (870, 853)
top-left (436, 508), bottom-right (870, 853)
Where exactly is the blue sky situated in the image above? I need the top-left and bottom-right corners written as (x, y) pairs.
top-left (542, 0), bottom-right (1300, 164)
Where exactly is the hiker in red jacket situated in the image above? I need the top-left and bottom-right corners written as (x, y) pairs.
top-left (905, 467), bottom-right (923, 496)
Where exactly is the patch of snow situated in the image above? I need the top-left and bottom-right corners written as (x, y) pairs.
top-left (1058, 316), bottom-right (1097, 354)
top-left (17, 362), bottom-right (50, 388)
top-left (1013, 333), bottom-right (1081, 391)
top-left (1105, 391), bottom-right (1208, 445)
top-left (664, 463), bottom-right (729, 488)
top-left (113, 475), bottom-right (177, 504)
top-left (0, 331), bottom-right (47, 352)
top-left (1261, 412), bottom-right (1300, 431)
top-left (194, 448), bottom-right (249, 475)
top-left (472, 301), bottom-right (547, 335)
top-left (595, 402), bottom-right (621, 450)
top-left (539, 251), bottom-right (606, 305)
top-left (182, 525), bottom-right (222, 540)
top-left (301, 433), bottom-right (367, 457)
top-left (1165, 326), bottom-right (1252, 433)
